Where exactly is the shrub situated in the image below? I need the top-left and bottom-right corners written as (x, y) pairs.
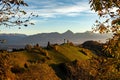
top-left (11, 65), bottom-right (25, 74)
top-left (25, 44), bottom-right (32, 51)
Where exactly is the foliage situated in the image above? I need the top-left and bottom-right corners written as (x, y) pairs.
top-left (0, 52), bottom-right (60, 80)
top-left (64, 60), bottom-right (94, 80)
top-left (61, 58), bottom-right (120, 80)
top-left (89, 1), bottom-right (120, 78)
top-left (89, 56), bottom-right (120, 79)
top-left (0, 53), bottom-right (16, 80)
top-left (16, 64), bottom-right (60, 80)
top-left (89, 0), bottom-right (120, 58)
top-left (0, 0), bottom-right (36, 27)
top-left (90, 0), bottom-right (120, 34)
top-left (103, 38), bottom-right (120, 58)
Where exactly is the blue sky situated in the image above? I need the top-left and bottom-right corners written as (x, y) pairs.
top-left (0, 0), bottom-right (99, 35)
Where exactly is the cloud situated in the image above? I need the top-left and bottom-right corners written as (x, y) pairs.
top-left (24, 0), bottom-right (93, 18)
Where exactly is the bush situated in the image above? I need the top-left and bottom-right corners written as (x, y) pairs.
top-left (11, 65), bottom-right (25, 74)
top-left (25, 44), bottom-right (33, 51)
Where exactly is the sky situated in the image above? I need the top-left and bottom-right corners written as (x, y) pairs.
top-left (0, 0), bottom-right (99, 35)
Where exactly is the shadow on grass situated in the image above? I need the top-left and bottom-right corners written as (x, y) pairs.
top-left (50, 63), bottom-right (68, 80)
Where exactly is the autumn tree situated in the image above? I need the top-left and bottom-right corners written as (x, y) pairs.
top-left (0, 0), bottom-right (37, 43)
top-left (0, 0), bottom-right (35, 27)
top-left (89, 0), bottom-right (120, 58)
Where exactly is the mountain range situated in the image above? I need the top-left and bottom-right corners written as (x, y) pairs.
top-left (0, 30), bottom-right (112, 49)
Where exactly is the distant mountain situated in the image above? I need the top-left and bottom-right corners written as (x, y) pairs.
top-left (0, 34), bottom-right (27, 49)
top-left (0, 34), bottom-right (27, 44)
top-left (0, 30), bottom-right (112, 49)
top-left (62, 30), bottom-right (74, 35)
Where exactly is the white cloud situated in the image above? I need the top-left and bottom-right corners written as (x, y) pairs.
top-left (29, 19), bottom-right (48, 23)
top-left (54, 5), bottom-right (86, 13)
top-left (66, 13), bottom-right (80, 17)
top-left (24, 0), bottom-right (93, 18)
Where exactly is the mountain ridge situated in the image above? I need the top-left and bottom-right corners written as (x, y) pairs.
top-left (0, 30), bottom-right (112, 49)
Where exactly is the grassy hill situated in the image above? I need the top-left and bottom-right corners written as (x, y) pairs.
top-left (5, 43), bottom-right (92, 65)
top-left (47, 44), bottom-right (91, 64)
top-left (0, 43), bottom-right (93, 80)
top-left (0, 42), bottom-right (120, 80)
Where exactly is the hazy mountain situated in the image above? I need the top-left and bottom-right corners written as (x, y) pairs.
top-left (0, 34), bottom-right (27, 49)
top-left (0, 34), bottom-right (27, 44)
top-left (0, 30), bottom-right (112, 49)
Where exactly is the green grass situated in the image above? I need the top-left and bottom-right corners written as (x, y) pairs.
top-left (7, 44), bottom-right (91, 66)
top-left (47, 49), bottom-right (70, 64)
top-left (46, 44), bottom-right (90, 64)
top-left (7, 50), bottom-right (47, 68)
top-left (57, 44), bottom-right (90, 60)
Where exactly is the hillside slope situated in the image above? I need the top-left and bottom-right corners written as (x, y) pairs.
top-left (47, 44), bottom-right (90, 64)
top-left (0, 44), bottom-right (92, 80)
top-left (0, 42), bottom-right (119, 80)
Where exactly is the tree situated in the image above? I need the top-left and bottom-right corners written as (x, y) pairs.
top-left (89, 0), bottom-right (120, 34)
top-left (25, 44), bottom-right (32, 51)
top-left (0, 0), bottom-right (35, 27)
top-left (89, 0), bottom-right (120, 58)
